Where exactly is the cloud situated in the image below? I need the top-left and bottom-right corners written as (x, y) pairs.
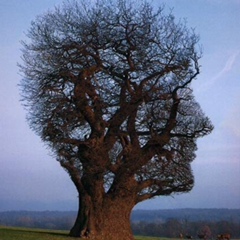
top-left (222, 95), bottom-right (240, 138)
top-left (211, 50), bottom-right (239, 81)
top-left (219, 50), bottom-right (240, 73)
top-left (199, 50), bottom-right (240, 91)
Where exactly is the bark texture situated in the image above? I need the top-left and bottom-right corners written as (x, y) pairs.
top-left (70, 194), bottom-right (135, 240)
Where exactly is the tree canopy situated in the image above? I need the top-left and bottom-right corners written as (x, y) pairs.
top-left (19, 0), bottom-right (213, 239)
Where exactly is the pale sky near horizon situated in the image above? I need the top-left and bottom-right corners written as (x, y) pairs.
top-left (0, 0), bottom-right (239, 211)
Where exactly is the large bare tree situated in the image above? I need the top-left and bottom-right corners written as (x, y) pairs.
top-left (19, 0), bottom-right (213, 239)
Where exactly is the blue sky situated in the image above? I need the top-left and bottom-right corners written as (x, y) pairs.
top-left (0, 0), bottom-right (239, 211)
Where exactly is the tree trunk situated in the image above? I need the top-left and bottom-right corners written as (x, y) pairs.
top-left (69, 193), bottom-right (93, 238)
top-left (69, 193), bottom-right (135, 240)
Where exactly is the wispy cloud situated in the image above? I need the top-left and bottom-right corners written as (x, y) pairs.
top-left (198, 50), bottom-right (240, 91)
top-left (222, 95), bottom-right (240, 138)
top-left (217, 50), bottom-right (240, 74)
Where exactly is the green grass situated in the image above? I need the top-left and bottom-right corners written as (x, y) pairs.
top-left (1, 227), bottom-right (239, 240)
top-left (0, 226), bottom-right (166, 240)
top-left (0, 227), bottom-right (73, 240)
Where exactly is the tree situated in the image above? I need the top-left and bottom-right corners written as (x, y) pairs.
top-left (19, 0), bottom-right (213, 239)
top-left (198, 225), bottom-right (212, 239)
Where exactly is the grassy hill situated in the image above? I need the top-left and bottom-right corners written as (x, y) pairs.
top-left (0, 226), bottom-right (166, 240)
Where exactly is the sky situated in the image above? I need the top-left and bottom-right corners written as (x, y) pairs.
top-left (0, 0), bottom-right (239, 211)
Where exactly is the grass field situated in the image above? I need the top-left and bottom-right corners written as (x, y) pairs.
top-left (1, 227), bottom-right (239, 240)
top-left (0, 226), bottom-right (166, 240)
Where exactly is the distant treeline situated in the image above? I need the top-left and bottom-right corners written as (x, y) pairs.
top-left (131, 209), bottom-right (240, 223)
top-left (0, 211), bottom-right (76, 230)
top-left (131, 220), bottom-right (240, 238)
top-left (0, 209), bottom-right (239, 238)
top-left (131, 209), bottom-right (240, 238)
